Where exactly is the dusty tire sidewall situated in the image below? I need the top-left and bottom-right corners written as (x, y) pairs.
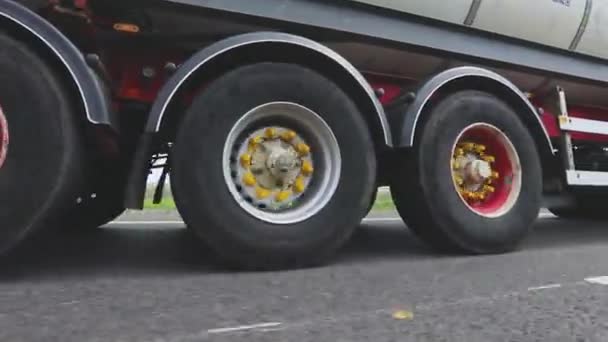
top-left (0, 34), bottom-right (82, 252)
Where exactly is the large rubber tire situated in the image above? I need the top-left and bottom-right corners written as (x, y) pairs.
top-left (390, 90), bottom-right (542, 254)
top-left (171, 62), bottom-right (376, 270)
top-left (0, 33), bottom-right (84, 254)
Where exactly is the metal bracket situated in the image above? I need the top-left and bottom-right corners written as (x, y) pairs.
top-left (552, 85), bottom-right (608, 187)
top-left (553, 86), bottom-right (576, 171)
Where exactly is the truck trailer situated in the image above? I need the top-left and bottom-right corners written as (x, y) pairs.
top-left (1, 0), bottom-right (607, 269)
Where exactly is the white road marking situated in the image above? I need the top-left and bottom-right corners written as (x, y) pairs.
top-left (527, 283), bottom-right (562, 291)
top-left (362, 217), bottom-right (401, 223)
top-left (109, 221), bottom-right (184, 225)
top-left (585, 276), bottom-right (608, 285)
top-left (206, 322), bottom-right (283, 334)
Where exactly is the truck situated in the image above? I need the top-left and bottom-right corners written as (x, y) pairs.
top-left (1, 0), bottom-right (607, 269)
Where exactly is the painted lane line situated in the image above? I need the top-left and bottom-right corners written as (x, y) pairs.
top-left (207, 322), bottom-right (283, 334)
top-left (527, 283), bottom-right (562, 291)
top-left (585, 276), bottom-right (608, 285)
top-left (109, 221), bottom-right (185, 225)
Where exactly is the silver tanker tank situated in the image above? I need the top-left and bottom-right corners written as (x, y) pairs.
top-left (327, 0), bottom-right (608, 109)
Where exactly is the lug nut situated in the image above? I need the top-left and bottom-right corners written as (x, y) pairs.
top-left (255, 186), bottom-right (271, 199)
top-left (301, 161), bottom-right (314, 176)
top-left (474, 144), bottom-right (486, 153)
top-left (265, 128), bottom-right (276, 138)
top-left (275, 190), bottom-right (291, 202)
top-left (483, 185), bottom-right (495, 193)
top-left (294, 177), bottom-right (306, 193)
top-left (242, 172), bottom-right (256, 186)
top-left (491, 171), bottom-right (499, 179)
top-left (249, 136), bottom-right (262, 149)
top-left (455, 148), bottom-right (465, 156)
top-left (461, 142), bottom-right (475, 151)
top-left (240, 154), bottom-right (251, 168)
top-left (454, 176), bottom-right (464, 186)
top-left (281, 130), bottom-right (296, 141)
top-left (482, 155), bottom-right (495, 163)
top-left (297, 143), bottom-right (310, 156)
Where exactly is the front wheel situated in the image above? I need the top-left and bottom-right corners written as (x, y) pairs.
top-left (390, 90), bottom-right (542, 254)
top-left (171, 62), bottom-right (376, 270)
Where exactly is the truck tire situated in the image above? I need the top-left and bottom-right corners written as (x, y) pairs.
top-left (390, 90), bottom-right (542, 253)
top-left (0, 33), bottom-right (84, 254)
top-left (170, 62), bottom-right (376, 270)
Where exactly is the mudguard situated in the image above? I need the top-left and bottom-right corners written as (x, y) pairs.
top-left (0, 0), bottom-right (114, 129)
top-left (146, 31), bottom-right (391, 144)
top-left (125, 31), bottom-right (392, 209)
top-left (398, 66), bottom-right (554, 156)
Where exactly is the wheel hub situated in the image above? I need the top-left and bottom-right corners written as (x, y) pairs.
top-left (450, 123), bottom-right (521, 218)
top-left (452, 144), bottom-right (498, 200)
top-left (233, 126), bottom-right (314, 210)
top-left (0, 105), bottom-right (8, 170)
top-left (223, 102), bottom-right (341, 225)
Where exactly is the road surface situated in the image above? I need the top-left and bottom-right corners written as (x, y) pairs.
top-left (2, 210), bottom-right (608, 341)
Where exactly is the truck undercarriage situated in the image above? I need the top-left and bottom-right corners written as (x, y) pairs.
top-left (2, 0), bottom-right (608, 269)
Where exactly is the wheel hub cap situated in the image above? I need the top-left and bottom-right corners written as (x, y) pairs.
top-left (234, 127), bottom-right (314, 210)
top-left (223, 102), bottom-right (341, 225)
top-left (0, 106), bottom-right (8, 170)
top-left (450, 123), bottom-right (521, 218)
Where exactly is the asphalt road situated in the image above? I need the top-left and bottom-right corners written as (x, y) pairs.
top-left (3, 211), bottom-right (608, 341)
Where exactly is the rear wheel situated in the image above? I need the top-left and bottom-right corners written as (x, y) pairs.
top-left (171, 62), bottom-right (376, 269)
top-left (390, 90), bottom-right (542, 253)
top-left (0, 33), bottom-right (84, 254)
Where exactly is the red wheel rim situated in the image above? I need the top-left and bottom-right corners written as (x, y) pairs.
top-left (0, 105), bottom-right (8, 170)
top-left (450, 123), bottom-right (521, 218)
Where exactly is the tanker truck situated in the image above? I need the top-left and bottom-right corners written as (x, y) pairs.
top-left (1, 0), bottom-right (607, 269)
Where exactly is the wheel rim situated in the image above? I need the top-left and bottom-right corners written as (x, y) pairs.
top-left (450, 123), bottom-right (521, 218)
top-left (223, 102), bottom-right (341, 224)
top-left (0, 105), bottom-right (8, 170)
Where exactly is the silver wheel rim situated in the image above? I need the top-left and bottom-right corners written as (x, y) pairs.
top-left (0, 105), bottom-right (8, 170)
top-left (222, 102), bottom-right (341, 224)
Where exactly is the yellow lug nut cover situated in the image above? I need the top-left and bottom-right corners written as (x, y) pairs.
top-left (281, 130), bottom-right (296, 141)
top-left (242, 172), bottom-right (256, 186)
top-left (255, 187), bottom-right (271, 199)
top-left (276, 190), bottom-right (291, 202)
top-left (454, 176), bottom-right (464, 186)
top-left (265, 127), bottom-right (276, 138)
top-left (294, 177), bottom-right (306, 193)
top-left (249, 136), bottom-right (262, 148)
top-left (474, 144), bottom-right (486, 153)
top-left (302, 161), bottom-right (314, 176)
top-left (297, 143), bottom-right (311, 156)
top-left (482, 155), bottom-right (495, 163)
top-left (462, 142), bottom-right (475, 151)
top-left (240, 154), bottom-right (251, 168)
top-left (491, 171), bottom-right (500, 179)
top-left (484, 185), bottom-right (496, 193)
top-left (455, 148), bottom-right (465, 156)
